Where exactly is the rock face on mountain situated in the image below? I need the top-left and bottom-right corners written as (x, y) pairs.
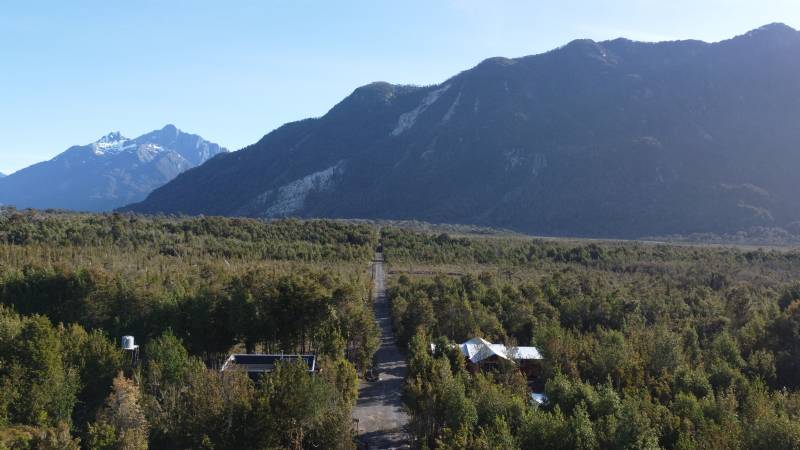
top-left (0, 125), bottom-right (226, 212)
top-left (127, 24), bottom-right (800, 238)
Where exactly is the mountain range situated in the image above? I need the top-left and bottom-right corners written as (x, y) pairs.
top-left (0, 125), bottom-right (226, 212)
top-left (129, 24), bottom-right (800, 237)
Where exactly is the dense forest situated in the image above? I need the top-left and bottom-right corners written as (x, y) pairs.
top-left (0, 210), bottom-right (378, 449)
top-left (384, 228), bottom-right (800, 449)
top-left (5, 212), bottom-right (800, 449)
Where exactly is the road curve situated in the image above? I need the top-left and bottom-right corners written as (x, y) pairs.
top-left (352, 251), bottom-right (410, 449)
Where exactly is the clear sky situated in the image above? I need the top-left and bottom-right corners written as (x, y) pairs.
top-left (1, 0), bottom-right (798, 174)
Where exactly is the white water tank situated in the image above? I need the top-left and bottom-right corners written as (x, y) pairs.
top-left (121, 335), bottom-right (136, 350)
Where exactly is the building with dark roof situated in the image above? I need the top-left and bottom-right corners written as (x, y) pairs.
top-left (220, 354), bottom-right (317, 380)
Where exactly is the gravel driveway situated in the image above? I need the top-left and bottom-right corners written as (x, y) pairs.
top-left (352, 252), bottom-right (410, 449)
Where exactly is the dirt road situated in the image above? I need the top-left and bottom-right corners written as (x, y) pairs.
top-left (352, 252), bottom-right (410, 449)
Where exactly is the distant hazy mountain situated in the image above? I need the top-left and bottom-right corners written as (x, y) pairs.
top-left (0, 173), bottom-right (5, 179)
top-left (127, 24), bottom-right (800, 238)
top-left (0, 125), bottom-right (226, 211)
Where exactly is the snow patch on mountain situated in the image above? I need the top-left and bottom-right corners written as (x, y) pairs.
top-left (262, 161), bottom-right (345, 217)
top-left (92, 132), bottom-right (132, 155)
top-left (392, 84), bottom-right (451, 136)
top-left (96, 131), bottom-right (125, 145)
top-left (136, 143), bottom-right (166, 162)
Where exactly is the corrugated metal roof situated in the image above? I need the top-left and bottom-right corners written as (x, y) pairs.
top-left (530, 392), bottom-right (548, 405)
top-left (456, 338), bottom-right (543, 364)
top-left (432, 337), bottom-right (543, 364)
top-left (460, 337), bottom-right (495, 363)
top-left (508, 346), bottom-right (543, 360)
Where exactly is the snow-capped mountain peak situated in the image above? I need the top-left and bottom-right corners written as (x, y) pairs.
top-left (0, 125), bottom-right (228, 212)
top-left (95, 131), bottom-right (127, 146)
top-left (93, 131), bottom-right (131, 154)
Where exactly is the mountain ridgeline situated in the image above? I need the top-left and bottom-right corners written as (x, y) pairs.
top-left (127, 24), bottom-right (800, 239)
top-left (0, 125), bottom-right (226, 212)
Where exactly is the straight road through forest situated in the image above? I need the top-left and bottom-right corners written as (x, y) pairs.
top-left (352, 251), bottom-right (409, 449)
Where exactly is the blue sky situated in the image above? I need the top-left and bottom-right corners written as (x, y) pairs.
top-left (1, 1), bottom-right (798, 174)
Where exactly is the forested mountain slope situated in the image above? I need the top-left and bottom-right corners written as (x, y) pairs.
top-left (128, 24), bottom-right (800, 239)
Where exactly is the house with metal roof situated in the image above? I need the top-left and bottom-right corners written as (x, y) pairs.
top-left (457, 337), bottom-right (543, 364)
top-left (434, 337), bottom-right (544, 384)
top-left (220, 354), bottom-right (317, 380)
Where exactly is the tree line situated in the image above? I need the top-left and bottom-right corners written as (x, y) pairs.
top-left (0, 209), bottom-right (376, 262)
